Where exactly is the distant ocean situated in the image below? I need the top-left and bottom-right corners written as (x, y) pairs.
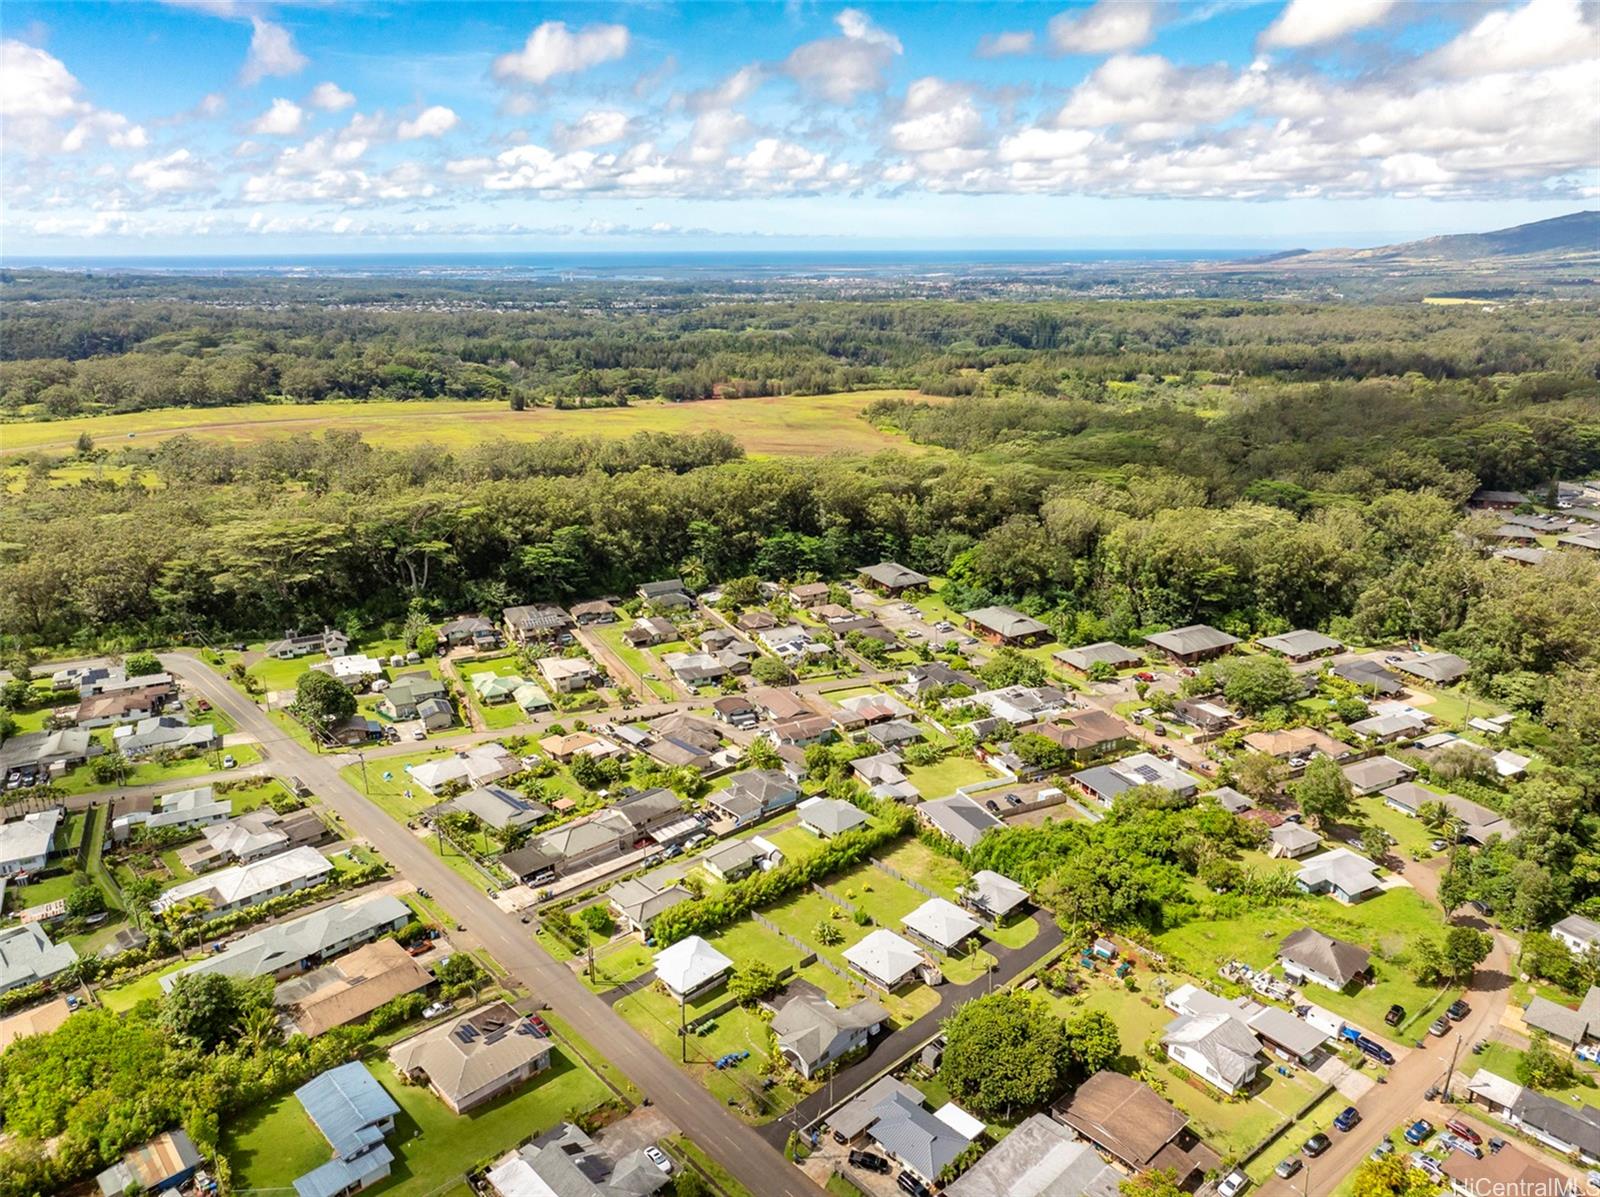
top-left (2, 248), bottom-right (1268, 278)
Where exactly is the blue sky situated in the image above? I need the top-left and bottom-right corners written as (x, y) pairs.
top-left (2, 0), bottom-right (1595, 254)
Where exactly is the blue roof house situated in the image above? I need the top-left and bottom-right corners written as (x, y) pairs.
top-left (293, 1062), bottom-right (400, 1197)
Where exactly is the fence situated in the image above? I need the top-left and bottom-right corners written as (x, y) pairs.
top-left (811, 882), bottom-right (858, 912)
top-left (752, 911), bottom-right (853, 982)
top-left (870, 857), bottom-right (939, 901)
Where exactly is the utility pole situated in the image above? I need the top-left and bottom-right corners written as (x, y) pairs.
top-left (357, 750), bottom-right (368, 793)
top-left (680, 993), bottom-right (688, 1063)
top-left (1442, 1031), bottom-right (1464, 1102)
top-left (587, 943), bottom-right (596, 985)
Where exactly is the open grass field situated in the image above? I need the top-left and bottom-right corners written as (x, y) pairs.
top-left (2, 390), bottom-right (928, 459)
top-left (222, 1052), bottom-right (611, 1197)
top-left (904, 755), bottom-right (997, 798)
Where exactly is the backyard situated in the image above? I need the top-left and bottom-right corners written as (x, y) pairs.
top-left (58, 743), bottom-right (262, 795)
top-left (222, 1051), bottom-right (613, 1197)
top-left (903, 755), bottom-right (997, 799)
top-left (591, 624), bottom-right (678, 701)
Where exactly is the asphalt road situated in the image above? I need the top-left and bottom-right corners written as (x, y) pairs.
top-left (161, 651), bottom-right (828, 1197)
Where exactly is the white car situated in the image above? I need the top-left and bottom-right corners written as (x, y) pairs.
top-left (411, 727), bottom-right (426, 740)
top-left (1217, 1170), bottom-right (1248, 1197)
top-left (644, 1147), bottom-right (672, 1175)
top-left (422, 1002), bottom-right (449, 1019)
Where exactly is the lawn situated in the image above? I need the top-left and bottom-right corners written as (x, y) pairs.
top-left (58, 744), bottom-right (262, 795)
top-left (98, 957), bottom-right (197, 1012)
top-left (460, 658), bottom-right (545, 730)
top-left (903, 755), bottom-right (996, 799)
top-left (246, 652), bottom-right (323, 695)
top-left (1053, 974), bottom-right (1326, 1158)
top-left (578, 937), bottom-right (656, 993)
top-left (2, 391), bottom-right (930, 459)
top-left (1406, 685), bottom-right (1503, 730)
top-left (341, 755), bottom-right (509, 888)
top-left (223, 1052), bottom-right (612, 1197)
top-left (8, 870), bottom-right (80, 909)
top-left (1241, 1089), bottom-right (1350, 1184)
top-left (1353, 795), bottom-right (1440, 860)
top-left (871, 841), bottom-right (1040, 952)
top-left (1153, 889), bottom-right (1451, 1033)
top-left (592, 624), bottom-right (678, 700)
top-left (1475, 1041), bottom-right (1600, 1106)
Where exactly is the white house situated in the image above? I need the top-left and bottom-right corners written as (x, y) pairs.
top-left (152, 845), bottom-right (333, 919)
top-left (0, 810), bottom-right (62, 876)
top-left (844, 929), bottom-right (932, 991)
top-left (653, 936), bottom-right (733, 1001)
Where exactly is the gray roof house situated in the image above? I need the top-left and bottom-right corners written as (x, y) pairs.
top-left (292, 1062), bottom-right (398, 1197)
top-left (389, 1001), bottom-right (553, 1114)
top-left (1256, 630), bottom-right (1343, 660)
top-left (1295, 849), bottom-right (1384, 904)
top-left (607, 875), bottom-right (693, 935)
top-left (946, 1115), bottom-right (1119, 1197)
top-left (963, 606), bottom-right (1050, 646)
top-left (1278, 928), bottom-right (1371, 991)
top-left (957, 870), bottom-right (1029, 923)
top-left (1396, 652), bottom-right (1471, 685)
top-left (772, 995), bottom-right (887, 1078)
top-left (1053, 641), bottom-right (1143, 673)
top-left (1553, 914), bottom-right (1600, 956)
top-left (1143, 624), bottom-right (1240, 663)
top-left (866, 1092), bottom-right (977, 1183)
top-left (1268, 822), bottom-right (1323, 859)
top-left (0, 924), bottom-right (78, 994)
top-left (916, 793), bottom-right (1002, 850)
top-left (432, 785), bottom-right (550, 831)
top-left (1162, 1012), bottom-right (1262, 1095)
top-left (797, 796), bottom-right (871, 838)
top-left (1509, 1088), bottom-right (1600, 1163)
top-left (901, 898), bottom-right (982, 953)
top-left (707, 769), bottom-right (799, 827)
top-left (1342, 755), bottom-right (1417, 795)
top-left (1332, 659), bottom-right (1407, 695)
top-left (1523, 988), bottom-right (1600, 1048)
top-left (486, 1122), bottom-right (670, 1197)
top-left (857, 562), bottom-right (930, 593)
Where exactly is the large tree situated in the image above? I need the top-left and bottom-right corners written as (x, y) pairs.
top-left (291, 668), bottom-right (356, 728)
top-left (939, 992), bottom-right (1072, 1118)
top-left (1292, 756), bottom-right (1353, 828)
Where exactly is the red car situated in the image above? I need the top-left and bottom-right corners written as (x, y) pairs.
top-left (1135, 671), bottom-right (1156, 682)
top-left (1445, 1119), bottom-right (1482, 1146)
top-left (529, 1014), bottom-right (552, 1037)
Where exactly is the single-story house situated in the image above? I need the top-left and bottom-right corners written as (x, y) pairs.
top-left (95, 1131), bottom-right (204, 1197)
top-left (277, 938), bottom-right (433, 1039)
top-left (772, 995), bottom-right (887, 1079)
top-left (1494, 748), bottom-right (1532, 778)
top-left (1172, 698), bottom-right (1235, 734)
top-left (72, 684), bottom-right (176, 729)
top-left (1039, 710), bottom-right (1133, 760)
top-left (1208, 785), bottom-right (1253, 813)
top-left (1162, 1011), bottom-right (1262, 1095)
top-left (638, 579), bottom-right (691, 608)
top-left (0, 996), bottom-right (73, 1052)
top-left (1468, 488), bottom-right (1528, 510)
top-left (0, 923), bottom-right (78, 994)
top-left (1508, 1086), bottom-right (1600, 1164)
top-left (499, 842), bottom-right (563, 885)
top-left (866, 1093), bottom-right (979, 1185)
top-left (1256, 629), bottom-right (1343, 661)
top-left (963, 605), bottom-right (1051, 647)
top-left (844, 929), bottom-right (933, 991)
top-left (115, 716), bottom-right (220, 758)
top-left (471, 672), bottom-right (527, 704)
top-left (797, 796), bottom-right (870, 839)
top-left (863, 719), bottom-right (923, 750)
top-left (264, 627), bottom-right (351, 660)
top-left (1331, 658), bottom-right (1407, 695)
top-left (379, 674), bottom-right (449, 721)
top-left (312, 654), bottom-right (385, 688)
top-left (607, 874), bottom-right (693, 935)
top-left (916, 793), bottom-right (1002, 850)
top-left (569, 600), bottom-right (617, 626)
top-left (408, 743), bottom-right (521, 794)
top-left (970, 684), bottom-right (1071, 727)
top-left (1071, 752), bottom-right (1199, 806)
top-left (1054, 641), bottom-right (1143, 674)
top-left (193, 807), bottom-right (327, 867)
top-left (1342, 755), bottom-right (1417, 795)
top-left (1268, 822), bottom-right (1323, 859)
top-left (1553, 914), bottom-right (1600, 957)
top-left (153, 845), bottom-right (334, 920)
top-left (900, 662), bottom-right (979, 700)
top-left (654, 936), bottom-right (733, 1001)
top-left (901, 898), bottom-right (981, 953)
top-left (957, 870), bottom-right (1029, 924)
top-left (0, 809), bottom-right (62, 876)
top-left (736, 610), bottom-right (778, 631)
top-left (1295, 848), bottom-right (1384, 904)
top-left (1053, 1070), bottom-right (1218, 1187)
top-left (1350, 711), bottom-right (1428, 742)
top-left (1396, 652), bottom-right (1471, 686)
top-left (432, 784), bottom-right (549, 831)
top-left (1247, 1005), bottom-right (1328, 1066)
top-left (947, 1114), bottom-right (1121, 1197)
top-left (161, 894), bottom-right (412, 991)
top-left (291, 1061), bottom-right (398, 1197)
top-left (702, 838), bottom-right (767, 882)
top-left (857, 562), bottom-right (930, 595)
top-left (486, 1122), bottom-right (670, 1197)
top-left (389, 1001), bottom-right (552, 1114)
top-left (1522, 988), bottom-right (1600, 1049)
top-left (1143, 624), bottom-right (1239, 664)
top-left (623, 616), bottom-right (678, 648)
top-left (710, 694), bottom-right (758, 728)
top-left (439, 614), bottom-right (499, 647)
top-left (1241, 726), bottom-right (1350, 761)
top-left (1278, 927), bottom-right (1371, 991)
top-left (1381, 784), bottom-right (1513, 844)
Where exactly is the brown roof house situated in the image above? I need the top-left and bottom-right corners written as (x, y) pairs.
top-left (1143, 624), bottom-right (1239, 664)
top-left (389, 1001), bottom-right (553, 1114)
top-left (277, 938), bottom-right (433, 1038)
top-left (1054, 1070), bottom-right (1218, 1187)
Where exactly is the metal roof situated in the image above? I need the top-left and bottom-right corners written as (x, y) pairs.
top-left (295, 1062), bottom-right (398, 1159)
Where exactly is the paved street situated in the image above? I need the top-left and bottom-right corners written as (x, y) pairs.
top-left (160, 650), bottom-right (828, 1197)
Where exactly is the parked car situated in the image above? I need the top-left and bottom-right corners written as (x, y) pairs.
top-left (1303, 1134), bottom-right (1332, 1157)
top-left (1370, 1140), bottom-right (1396, 1161)
top-left (529, 1014), bottom-right (551, 1036)
top-left (1411, 1153), bottom-right (1444, 1182)
top-left (1440, 1133), bottom-right (1483, 1160)
top-left (422, 1002), bottom-right (449, 1018)
top-left (411, 727), bottom-right (426, 740)
top-left (850, 1153), bottom-right (890, 1174)
top-left (985, 799), bottom-right (1001, 813)
top-left (1357, 1036), bottom-right (1395, 1065)
top-left (1448, 999), bottom-right (1471, 1021)
top-left (1429, 1016), bottom-right (1452, 1037)
top-left (1006, 793), bottom-right (1023, 807)
top-left (1216, 1171), bottom-right (1249, 1197)
top-left (1275, 1158), bottom-right (1302, 1180)
top-left (1446, 1119), bottom-right (1482, 1145)
top-left (1405, 1120), bottom-right (1434, 1146)
top-left (643, 1147), bottom-right (672, 1175)
top-left (1334, 1107), bottom-right (1361, 1132)
top-left (221, 754), bottom-right (237, 769)
top-left (1385, 1004), bottom-right (1406, 1026)
top-left (897, 1172), bottom-right (931, 1197)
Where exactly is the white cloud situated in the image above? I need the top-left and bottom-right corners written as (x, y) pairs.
top-left (684, 109), bottom-right (754, 162)
top-left (687, 65), bottom-right (765, 113)
top-left (1, 40), bottom-right (148, 155)
top-left (306, 82), bottom-right (356, 111)
top-left (1259, 0), bottom-right (1393, 48)
top-left (1426, 0), bottom-right (1598, 76)
top-left (128, 148), bottom-right (211, 193)
top-left (890, 78), bottom-right (984, 153)
top-left (1048, 1), bottom-right (1156, 54)
top-left (248, 98), bottom-right (306, 136)
top-left (493, 21), bottom-right (630, 86)
top-left (398, 105), bottom-right (459, 139)
top-left (241, 17), bottom-right (307, 85)
top-left (61, 111), bottom-right (149, 152)
top-left (977, 31), bottom-right (1035, 58)
top-left (555, 109), bottom-right (632, 150)
top-left (783, 9), bottom-right (902, 102)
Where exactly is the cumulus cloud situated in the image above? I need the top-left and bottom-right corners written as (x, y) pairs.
top-left (1425, 0), bottom-right (1598, 76)
top-left (493, 21), bottom-right (630, 86)
top-left (687, 65), bottom-right (765, 113)
top-left (241, 17), bottom-right (307, 84)
top-left (1259, 0), bottom-right (1393, 48)
top-left (397, 105), bottom-right (459, 139)
top-left (1, 39), bottom-right (147, 154)
top-left (976, 31), bottom-right (1035, 58)
top-left (306, 81), bottom-right (356, 111)
top-left (890, 78), bottom-right (984, 153)
top-left (783, 8), bottom-right (902, 102)
top-left (248, 97), bottom-right (306, 136)
top-left (1048, 1), bottom-right (1156, 54)
top-left (554, 109), bottom-right (632, 150)
top-left (128, 148), bottom-right (211, 193)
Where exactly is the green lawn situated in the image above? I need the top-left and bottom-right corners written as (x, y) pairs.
top-left (592, 624), bottom-right (677, 700)
top-left (903, 756), bottom-right (996, 799)
top-left (1353, 795), bottom-right (1441, 860)
top-left (58, 743), bottom-right (262, 795)
top-left (224, 1052), bottom-right (612, 1197)
top-left (461, 659), bottom-right (545, 730)
top-left (97, 957), bottom-right (196, 1012)
top-left (1153, 888), bottom-right (1451, 1032)
top-left (1241, 1089), bottom-right (1349, 1184)
top-left (1053, 974), bottom-right (1325, 1158)
top-left (1476, 1042), bottom-right (1600, 1106)
top-left (246, 652), bottom-right (323, 695)
top-left (873, 840), bottom-right (1041, 951)
top-left (8, 870), bottom-right (80, 908)
top-left (578, 938), bottom-right (656, 993)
